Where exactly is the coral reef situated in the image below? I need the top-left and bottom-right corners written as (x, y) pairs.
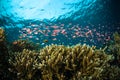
top-left (1, 29), bottom-right (120, 80)
top-left (0, 28), bottom-right (8, 54)
top-left (9, 49), bottom-right (40, 79)
top-left (0, 28), bottom-right (10, 79)
top-left (108, 32), bottom-right (120, 66)
top-left (0, 28), bottom-right (5, 42)
top-left (0, 28), bottom-right (41, 79)
top-left (113, 32), bottom-right (120, 44)
top-left (100, 65), bottom-right (120, 80)
top-left (34, 44), bottom-right (113, 80)
top-left (11, 39), bottom-right (40, 52)
top-left (8, 44), bottom-right (114, 80)
top-left (113, 32), bottom-right (120, 65)
top-left (100, 32), bottom-right (120, 80)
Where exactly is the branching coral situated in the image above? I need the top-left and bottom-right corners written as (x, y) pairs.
top-left (0, 28), bottom-right (11, 79)
top-left (0, 28), bottom-right (5, 42)
top-left (108, 32), bottom-right (120, 66)
top-left (9, 49), bottom-right (40, 80)
top-left (0, 28), bottom-right (7, 53)
top-left (100, 65), bottom-right (120, 80)
top-left (11, 39), bottom-right (40, 52)
top-left (113, 32), bottom-right (120, 64)
top-left (113, 32), bottom-right (120, 44)
top-left (0, 29), bottom-right (119, 80)
top-left (35, 44), bottom-right (113, 80)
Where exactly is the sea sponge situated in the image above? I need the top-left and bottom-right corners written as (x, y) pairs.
top-left (35, 44), bottom-right (113, 80)
top-left (8, 49), bottom-right (40, 80)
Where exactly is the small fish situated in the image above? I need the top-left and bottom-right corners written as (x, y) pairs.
top-left (43, 39), bottom-right (48, 43)
top-left (41, 43), bottom-right (45, 45)
top-left (13, 41), bottom-right (18, 45)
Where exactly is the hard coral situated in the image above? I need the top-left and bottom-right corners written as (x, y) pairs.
top-left (35, 44), bottom-right (113, 80)
top-left (0, 28), bottom-right (5, 42)
top-left (0, 28), bottom-right (7, 53)
top-left (11, 39), bottom-right (40, 52)
top-left (8, 44), bottom-right (114, 80)
top-left (0, 28), bottom-right (10, 79)
top-left (9, 49), bottom-right (40, 80)
top-left (100, 65), bottom-right (120, 80)
top-left (113, 32), bottom-right (120, 44)
top-left (108, 32), bottom-right (120, 66)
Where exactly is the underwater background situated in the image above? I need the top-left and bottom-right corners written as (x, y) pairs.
top-left (0, 0), bottom-right (120, 48)
top-left (1, 0), bottom-right (120, 80)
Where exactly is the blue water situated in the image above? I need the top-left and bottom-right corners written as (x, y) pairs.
top-left (0, 0), bottom-right (120, 48)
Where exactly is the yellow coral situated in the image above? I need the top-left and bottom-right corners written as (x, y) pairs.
top-left (35, 44), bottom-right (113, 80)
top-left (109, 32), bottom-right (120, 64)
top-left (11, 39), bottom-right (40, 52)
top-left (0, 28), bottom-right (5, 42)
top-left (8, 43), bottom-right (114, 80)
top-left (113, 32), bottom-right (120, 44)
top-left (9, 49), bottom-right (40, 79)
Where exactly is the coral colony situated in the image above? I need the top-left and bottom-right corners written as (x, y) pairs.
top-left (0, 28), bottom-right (120, 80)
